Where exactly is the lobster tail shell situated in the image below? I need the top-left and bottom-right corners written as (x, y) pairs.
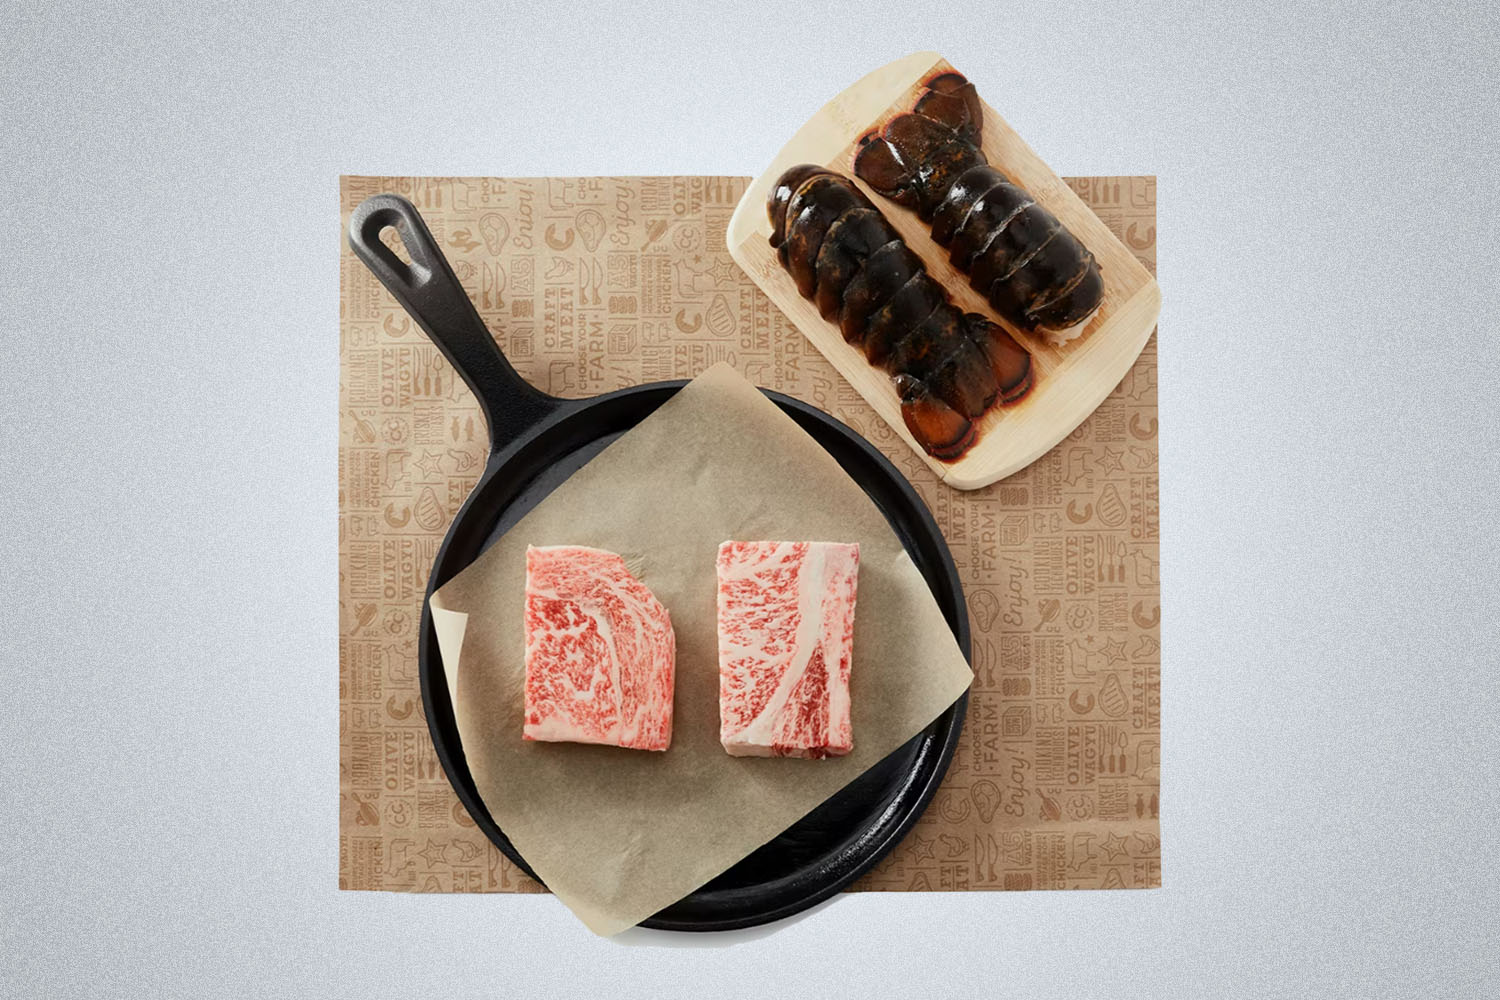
top-left (767, 164), bottom-right (1034, 461)
top-left (896, 374), bottom-right (975, 461)
top-left (853, 71), bottom-right (1104, 335)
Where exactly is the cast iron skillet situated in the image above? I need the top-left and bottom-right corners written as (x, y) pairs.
top-left (347, 194), bottom-right (970, 931)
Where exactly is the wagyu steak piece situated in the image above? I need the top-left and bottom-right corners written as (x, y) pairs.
top-left (716, 541), bottom-right (860, 758)
top-left (523, 545), bottom-right (675, 750)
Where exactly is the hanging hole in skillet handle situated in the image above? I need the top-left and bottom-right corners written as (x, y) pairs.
top-left (379, 225), bottom-right (416, 268)
top-left (347, 194), bottom-right (560, 452)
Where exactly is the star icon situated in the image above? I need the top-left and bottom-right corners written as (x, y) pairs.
top-left (907, 832), bottom-right (936, 861)
top-left (418, 839), bottom-right (449, 868)
top-left (414, 450), bottom-right (444, 478)
top-left (1101, 638), bottom-right (1128, 665)
top-left (707, 256), bottom-right (739, 285)
top-left (1098, 447), bottom-right (1124, 474)
top-left (1100, 832), bottom-right (1129, 862)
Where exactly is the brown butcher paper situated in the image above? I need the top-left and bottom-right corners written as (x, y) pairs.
top-left (338, 174), bottom-right (1161, 904)
top-left (429, 363), bottom-right (974, 935)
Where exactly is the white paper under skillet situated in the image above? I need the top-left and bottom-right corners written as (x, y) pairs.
top-left (430, 363), bottom-right (972, 935)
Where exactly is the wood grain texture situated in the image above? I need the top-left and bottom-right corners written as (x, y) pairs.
top-left (727, 52), bottom-right (1161, 490)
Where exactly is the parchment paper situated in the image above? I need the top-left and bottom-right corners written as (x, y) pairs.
top-left (428, 363), bottom-right (973, 935)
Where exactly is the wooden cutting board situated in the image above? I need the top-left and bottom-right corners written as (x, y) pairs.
top-left (727, 52), bottom-right (1161, 490)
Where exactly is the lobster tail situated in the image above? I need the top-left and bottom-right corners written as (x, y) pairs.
top-left (854, 72), bottom-right (1104, 341)
top-left (768, 164), bottom-right (1034, 461)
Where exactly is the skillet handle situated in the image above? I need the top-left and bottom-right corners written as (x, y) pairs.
top-left (347, 194), bottom-right (559, 451)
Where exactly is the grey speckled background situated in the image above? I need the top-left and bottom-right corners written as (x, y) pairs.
top-left (2, 1), bottom-right (1497, 997)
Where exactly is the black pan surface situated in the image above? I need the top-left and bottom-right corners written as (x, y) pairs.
top-left (347, 194), bottom-right (970, 931)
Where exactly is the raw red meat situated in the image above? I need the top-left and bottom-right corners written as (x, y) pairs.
top-left (715, 541), bottom-right (860, 758)
top-left (523, 545), bottom-right (675, 751)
